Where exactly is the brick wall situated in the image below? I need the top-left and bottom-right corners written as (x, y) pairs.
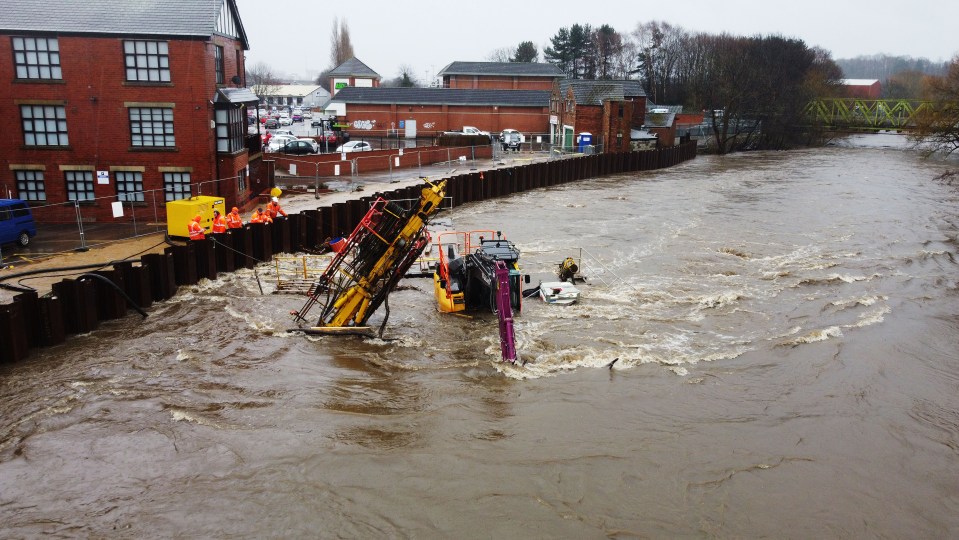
top-left (445, 75), bottom-right (556, 90)
top-left (343, 103), bottom-right (551, 138)
top-left (1, 33), bottom-right (247, 222)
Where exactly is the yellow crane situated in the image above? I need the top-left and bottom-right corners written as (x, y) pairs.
top-left (292, 180), bottom-right (447, 332)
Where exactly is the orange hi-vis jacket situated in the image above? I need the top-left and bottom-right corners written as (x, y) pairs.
top-left (266, 201), bottom-right (287, 218)
top-left (211, 214), bottom-right (227, 233)
top-left (251, 210), bottom-right (271, 224)
top-left (226, 211), bottom-right (243, 229)
top-left (188, 220), bottom-right (205, 240)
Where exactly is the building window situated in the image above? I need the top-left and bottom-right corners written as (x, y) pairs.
top-left (129, 107), bottom-right (175, 147)
top-left (238, 168), bottom-right (247, 192)
top-left (115, 171), bottom-right (145, 202)
top-left (214, 45), bottom-right (224, 85)
top-left (65, 170), bottom-right (94, 201)
top-left (15, 170), bottom-right (46, 201)
top-left (12, 37), bottom-right (62, 80)
top-left (215, 107), bottom-right (245, 153)
top-left (163, 171), bottom-right (191, 201)
top-left (123, 40), bottom-right (170, 82)
top-left (21, 104), bottom-right (69, 146)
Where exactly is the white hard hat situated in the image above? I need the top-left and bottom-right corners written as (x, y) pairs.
top-left (271, 196), bottom-right (278, 202)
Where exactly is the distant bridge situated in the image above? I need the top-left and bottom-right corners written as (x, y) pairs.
top-left (804, 98), bottom-right (933, 131)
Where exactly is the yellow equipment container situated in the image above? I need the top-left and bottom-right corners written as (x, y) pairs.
top-left (166, 196), bottom-right (226, 238)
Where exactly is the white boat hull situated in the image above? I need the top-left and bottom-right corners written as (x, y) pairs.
top-left (539, 281), bottom-right (580, 305)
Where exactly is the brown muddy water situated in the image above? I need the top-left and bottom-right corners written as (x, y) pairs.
top-left (2, 135), bottom-right (958, 538)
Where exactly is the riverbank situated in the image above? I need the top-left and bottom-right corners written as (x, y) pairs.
top-left (0, 151), bottom-right (550, 302)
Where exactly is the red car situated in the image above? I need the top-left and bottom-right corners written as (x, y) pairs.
top-left (316, 130), bottom-right (350, 146)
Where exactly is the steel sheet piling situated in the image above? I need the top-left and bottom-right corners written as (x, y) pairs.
top-left (12, 291), bottom-right (40, 348)
top-left (0, 302), bottom-right (28, 363)
top-left (171, 244), bottom-right (198, 286)
top-left (38, 296), bottom-right (65, 346)
top-left (92, 269), bottom-right (127, 320)
top-left (52, 278), bottom-right (98, 334)
top-left (115, 261), bottom-right (153, 310)
top-left (143, 251), bottom-right (176, 301)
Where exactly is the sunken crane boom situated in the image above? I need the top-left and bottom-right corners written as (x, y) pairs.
top-left (292, 180), bottom-right (447, 330)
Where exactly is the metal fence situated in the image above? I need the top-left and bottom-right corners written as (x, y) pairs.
top-left (3, 174), bottom-right (246, 265)
top-left (4, 136), bottom-right (613, 265)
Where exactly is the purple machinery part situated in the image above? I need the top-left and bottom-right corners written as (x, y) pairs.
top-left (494, 260), bottom-right (518, 363)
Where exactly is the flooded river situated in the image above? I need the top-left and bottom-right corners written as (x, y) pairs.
top-left (2, 136), bottom-right (958, 537)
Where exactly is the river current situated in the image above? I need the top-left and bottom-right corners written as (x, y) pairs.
top-left (2, 135), bottom-right (958, 537)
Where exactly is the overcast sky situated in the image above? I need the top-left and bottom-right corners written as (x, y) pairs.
top-left (233, 0), bottom-right (959, 83)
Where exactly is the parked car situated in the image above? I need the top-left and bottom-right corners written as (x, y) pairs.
top-left (278, 139), bottom-right (318, 155)
top-left (317, 130), bottom-right (350, 146)
top-left (264, 118), bottom-right (279, 129)
top-left (0, 199), bottom-right (37, 247)
top-left (292, 113), bottom-right (303, 122)
top-left (272, 129), bottom-right (296, 138)
top-left (499, 128), bottom-right (526, 144)
top-left (279, 115), bottom-right (292, 126)
top-left (303, 111), bottom-right (313, 119)
top-left (267, 135), bottom-right (297, 152)
top-left (501, 131), bottom-right (522, 151)
top-left (336, 141), bottom-right (372, 153)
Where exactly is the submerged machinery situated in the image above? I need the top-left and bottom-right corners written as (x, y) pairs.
top-left (292, 180), bottom-right (447, 330)
top-left (290, 178), bottom-right (522, 364)
top-left (433, 230), bottom-right (525, 363)
top-left (433, 230), bottom-right (524, 315)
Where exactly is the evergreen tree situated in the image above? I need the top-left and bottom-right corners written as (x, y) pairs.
top-left (544, 27), bottom-right (573, 77)
top-left (512, 41), bottom-right (539, 63)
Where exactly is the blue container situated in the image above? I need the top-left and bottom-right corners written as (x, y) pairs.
top-left (577, 132), bottom-right (593, 152)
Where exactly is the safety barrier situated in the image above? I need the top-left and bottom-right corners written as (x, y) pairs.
top-left (0, 142), bottom-right (697, 364)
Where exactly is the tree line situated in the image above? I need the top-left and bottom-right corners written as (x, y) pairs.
top-left (501, 22), bottom-right (842, 153)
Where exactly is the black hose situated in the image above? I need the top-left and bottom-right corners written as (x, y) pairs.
top-left (0, 238), bottom-right (170, 293)
top-left (77, 273), bottom-right (148, 319)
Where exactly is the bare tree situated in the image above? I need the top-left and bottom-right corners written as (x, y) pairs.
top-left (382, 64), bottom-right (420, 87)
top-left (912, 55), bottom-right (959, 156)
top-left (487, 47), bottom-right (514, 63)
top-left (329, 17), bottom-right (354, 68)
top-left (246, 62), bottom-right (282, 100)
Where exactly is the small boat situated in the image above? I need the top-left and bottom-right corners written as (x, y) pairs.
top-left (539, 281), bottom-right (580, 305)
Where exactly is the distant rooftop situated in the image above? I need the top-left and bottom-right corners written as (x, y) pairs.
top-left (438, 61), bottom-right (565, 77)
top-left (840, 79), bottom-right (880, 86)
top-left (1, 0), bottom-right (249, 49)
top-left (328, 57), bottom-right (381, 79)
top-left (559, 79), bottom-right (646, 105)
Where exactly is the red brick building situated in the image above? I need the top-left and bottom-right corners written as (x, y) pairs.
top-left (330, 87), bottom-right (551, 138)
top-left (1, 0), bottom-right (263, 222)
top-left (438, 61), bottom-right (564, 90)
top-left (550, 80), bottom-right (647, 152)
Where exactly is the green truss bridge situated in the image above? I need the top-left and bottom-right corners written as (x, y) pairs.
top-left (804, 98), bottom-right (933, 131)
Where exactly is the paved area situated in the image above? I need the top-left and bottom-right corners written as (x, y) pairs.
top-left (0, 149), bottom-right (558, 300)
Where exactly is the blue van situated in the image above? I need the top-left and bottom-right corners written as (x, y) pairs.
top-left (0, 199), bottom-right (37, 247)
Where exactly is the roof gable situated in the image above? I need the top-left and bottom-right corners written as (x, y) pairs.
top-left (438, 61), bottom-right (565, 78)
top-left (1, 0), bottom-right (250, 49)
top-left (558, 79), bottom-right (646, 105)
top-left (328, 57), bottom-right (381, 79)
